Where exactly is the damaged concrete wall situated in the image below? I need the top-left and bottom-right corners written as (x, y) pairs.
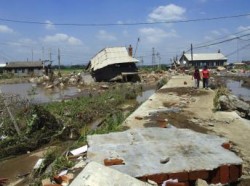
top-left (87, 128), bottom-right (242, 184)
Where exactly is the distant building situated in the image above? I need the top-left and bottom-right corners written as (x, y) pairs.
top-left (0, 63), bottom-right (6, 74)
top-left (86, 47), bottom-right (140, 82)
top-left (2, 61), bottom-right (44, 76)
top-left (242, 60), bottom-right (250, 66)
top-left (179, 52), bottom-right (227, 68)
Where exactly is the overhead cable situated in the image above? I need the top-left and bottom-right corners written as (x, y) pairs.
top-left (0, 13), bottom-right (249, 27)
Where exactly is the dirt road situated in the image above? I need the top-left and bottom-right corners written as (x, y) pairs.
top-left (123, 75), bottom-right (250, 178)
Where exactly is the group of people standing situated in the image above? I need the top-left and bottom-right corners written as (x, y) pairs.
top-left (192, 66), bottom-right (210, 89)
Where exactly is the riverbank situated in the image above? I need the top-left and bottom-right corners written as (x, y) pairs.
top-left (1, 71), bottom-right (250, 185)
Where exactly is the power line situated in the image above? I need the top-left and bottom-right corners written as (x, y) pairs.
top-left (225, 42), bottom-right (250, 58)
top-left (193, 28), bottom-right (250, 47)
top-left (0, 13), bottom-right (249, 27)
top-left (192, 33), bottom-right (250, 50)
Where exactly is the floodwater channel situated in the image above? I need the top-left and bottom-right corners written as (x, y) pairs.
top-left (0, 83), bottom-right (156, 104)
top-left (226, 79), bottom-right (250, 101)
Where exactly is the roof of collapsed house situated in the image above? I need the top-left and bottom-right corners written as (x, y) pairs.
top-left (88, 47), bottom-right (139, 71)
top-left (5, 61), bottom-right (44, 68)
top-left (183, 53), bottom-right (227, 61)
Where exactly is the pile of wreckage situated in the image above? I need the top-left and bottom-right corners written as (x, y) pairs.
top-left (37, 126), bottom-right (242, 186)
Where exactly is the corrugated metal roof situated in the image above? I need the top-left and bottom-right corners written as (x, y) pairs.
top-left (184, 53), bottom-right (227, 61)
top-left (89, 47), bottom-right (139, 71)
top-left (5, 61), bottom-right (43, 68)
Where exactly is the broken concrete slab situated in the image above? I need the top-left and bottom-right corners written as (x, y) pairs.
top-left (69, 161), bottom-right (151, 186)
top-left (87, 128), bottom-right (242, 184)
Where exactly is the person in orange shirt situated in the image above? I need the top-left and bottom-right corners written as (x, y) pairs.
top-left (201, 65), bottom-right (209, 89)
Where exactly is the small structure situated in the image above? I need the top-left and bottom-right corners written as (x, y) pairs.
top-left (86, 47), bottom-right (140, 82)
top-left (3, 61), bottom-right (44, 76)
top-left (180, 52), bottom-right (227, 68)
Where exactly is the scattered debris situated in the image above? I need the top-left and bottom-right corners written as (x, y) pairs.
top-left (69, 145), bottom-right (88, 156)
top-left (33, 158), bottom-right (45, 169)
top-left (69, 161), bottom-right (151, 186)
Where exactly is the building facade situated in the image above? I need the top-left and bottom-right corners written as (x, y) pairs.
top-left (1, 61), bottom-right (44, 76)
top-left (179, 52), bottom-right (227, 68)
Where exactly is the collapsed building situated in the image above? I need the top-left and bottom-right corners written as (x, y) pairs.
top-left (86, 46), bottom-right (140, 82)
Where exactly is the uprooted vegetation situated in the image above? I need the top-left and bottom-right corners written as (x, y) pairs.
top-left (0, 83), bottom-right (140, 160)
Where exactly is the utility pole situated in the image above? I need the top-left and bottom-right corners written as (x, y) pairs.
top-left (156, 52), bottom-right (161, 69)
top-left (42, 47), bottom-right (44, 61)
top-left (32, 48), bottom-right (34, 62)
top-left (49, 48), bottom-right (52, 63)
top-left (191, 43), bottom-right (193, 67)
top-left (152, 47), bottom-right (156, 67)
top-left (58, 48), bottom-right (61, 73)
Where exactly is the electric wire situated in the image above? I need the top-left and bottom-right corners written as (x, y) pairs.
top-left (0, 13), bottom-right (249, 27)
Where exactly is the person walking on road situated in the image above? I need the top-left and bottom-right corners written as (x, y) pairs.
top-left (201, 65), bottom-right (209, 89)
top-left (192, 66), bottom-right (201, 88)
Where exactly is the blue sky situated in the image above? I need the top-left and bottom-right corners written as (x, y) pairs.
top-left (0, 0), bottom-right (250, 65)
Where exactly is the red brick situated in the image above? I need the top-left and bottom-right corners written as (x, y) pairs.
top-left (209, 168), bottom-right (220, 184)
top-left (146, 173), bottom-right (168, 184)
top-left (136, 176), bottom-right (147, 182)
top-left (53, 176), bottom-right (62, 184)
top-left (103, 158), bottom-right (124, 166)
top-left (169, 172), bottom-right (189, 182)
top-left (189, 170), bottom-right (209, 180)
top-left (167, 182), bottom-right (187, 186)
top-left (221, 142), bottom-right (231, 150)
top-left (220, 165), bottom-right (229, 184)
top-left (229, 164), bottom-right (242, 182)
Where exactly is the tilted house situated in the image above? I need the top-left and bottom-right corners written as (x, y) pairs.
top-left (4, 61), bottom-right (44, 76)
top-left (179, 52), bottom-right (227, 68)
top-left (86, 47), bottom-right (140, 82)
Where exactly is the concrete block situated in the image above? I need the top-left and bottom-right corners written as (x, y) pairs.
top-left (69, 161), bottom-right (151, 186)
top-left (87, 128), bottom-right (242, 184)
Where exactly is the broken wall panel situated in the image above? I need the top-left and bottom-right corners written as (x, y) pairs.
top-left (87, 128), bottom-right (242, 185)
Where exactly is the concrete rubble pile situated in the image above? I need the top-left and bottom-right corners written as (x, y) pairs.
top-left (85, 127), bottom-right (242, 185)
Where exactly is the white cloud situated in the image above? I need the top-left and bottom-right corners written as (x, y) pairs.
top-left (117, 21), bottom-right (123, 24)
top-left (42, 33), bottom-right (82, 45)
top-left (45, 20), bottom-right (55, 30)
top-left (197, 0), bottom-right (207, 3)
top-left (0, 25), bottom-right (13, 33)
top-left (139, 27), bottom-right (177, 43)
top-left (148, 4), bottom-right (186, 22)
top-left (96, 30), bottom-right (117, 41)
top-left (237, 26), bottom-right (250, 32)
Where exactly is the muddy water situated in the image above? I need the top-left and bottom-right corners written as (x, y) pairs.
top-left (226, 79), bottom-right (250, 101)
top-left (0, 150), bottom-right (43, 184)
top-left (136, 89), bottom-right (155, 103)
top-left (0, 83), bottom-right (80, 103)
